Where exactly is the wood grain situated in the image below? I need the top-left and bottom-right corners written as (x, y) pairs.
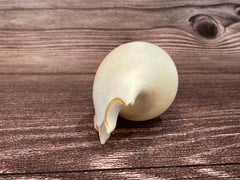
top-left (0, 0), bottom-right (239, 179)
top-left (0, 3), bottom-right (238, 30)
top-left (0, 74), bottom-right (239, 175)
top-left (0, 29), bottom-right (240, 74)
top-left (0, 0), bottom-right (240, 10)
top-left (0, 2), bottom-right (239, 74)
top-left (1, 165), bottom-right (240, 180)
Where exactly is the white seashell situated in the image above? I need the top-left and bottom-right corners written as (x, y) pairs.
top-left (93, 41), bottom-right (178, 144)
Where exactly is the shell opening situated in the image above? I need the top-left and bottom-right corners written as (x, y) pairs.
top-left (95, 98), bottom-right (125, 144)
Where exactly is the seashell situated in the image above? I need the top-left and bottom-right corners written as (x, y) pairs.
top-left (93, 42), bottom-right (178, 144)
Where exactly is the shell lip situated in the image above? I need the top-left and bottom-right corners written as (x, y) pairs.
top-left (94, 97), bottom-right (126, 144)
top-left (94, 97), bottom-right (126, 131)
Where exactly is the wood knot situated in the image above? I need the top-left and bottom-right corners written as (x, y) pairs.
top-left (189, 15), bottom-right (219, 39)
top-left (236, 7), bottom-right (240, 16)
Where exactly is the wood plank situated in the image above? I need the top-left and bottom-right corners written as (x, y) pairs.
top-left (0, 73), bottom-right (239, 174)
top-left (0, 0), bottom-right (239, 10)
top-left (1, 164), bottom-right (240, 179)
top-left (0, 2), bottom-right (239, 74)
top-left (0, 29), bottom-right (239, 74)
top-left (0, 3), bottom-right (239, 30)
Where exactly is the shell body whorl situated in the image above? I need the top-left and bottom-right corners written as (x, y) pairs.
top-left (93, 42), bottom-right (178, 144)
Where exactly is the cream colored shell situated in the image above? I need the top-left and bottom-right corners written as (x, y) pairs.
top-left (93, 41), bottom-right (178, 144)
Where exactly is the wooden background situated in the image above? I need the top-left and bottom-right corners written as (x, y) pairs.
top-left (0, 0), bottom-right (240, 179)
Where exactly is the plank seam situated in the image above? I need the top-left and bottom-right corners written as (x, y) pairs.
top-left (0, 162), bottom-right (239, 176)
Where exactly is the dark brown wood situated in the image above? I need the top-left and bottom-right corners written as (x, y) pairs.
top-left (0, 74), bottom-right (239, 175)
top-left (0, 0), bottom-right (239, 179)
top-left (2, 165), bottom-right (240, 180)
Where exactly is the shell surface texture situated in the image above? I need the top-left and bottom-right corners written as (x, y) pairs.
top-left (93, 41), bottom-right (178, 144)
